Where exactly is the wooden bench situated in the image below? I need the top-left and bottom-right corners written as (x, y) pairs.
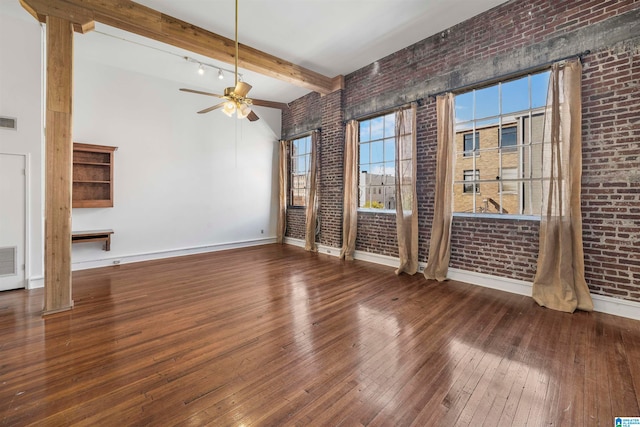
top-left (71, 229), bottom-right (114, 251)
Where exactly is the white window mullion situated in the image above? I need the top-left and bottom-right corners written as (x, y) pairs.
top-left (472, 90), bottom-right (477, 213)
top-left (498, 82), bottom-right (504, 214)
top-left (452, 69), bottom-right (550, 218)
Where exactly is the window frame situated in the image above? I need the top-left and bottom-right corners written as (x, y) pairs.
top-left (452, 69), bottom-right (551, 219)
top-left (500, 125), bottom-right (517, 152)
top-left (463, 132), bottom-right (479, 157)
top-left (289, 135), bottom-right (312, 208)
top-left (357, 110), bottom-right (412, 213)
top-left (463, 169), bottom-right (480, 194)
top-left (500, 167), bottom-right (518, 194)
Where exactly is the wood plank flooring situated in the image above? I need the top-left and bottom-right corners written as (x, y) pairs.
top-left (1, 244), bottom-right (639, 426)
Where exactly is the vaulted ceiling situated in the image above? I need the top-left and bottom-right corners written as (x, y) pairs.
top-left (5, 0), bottom-right (508, 103)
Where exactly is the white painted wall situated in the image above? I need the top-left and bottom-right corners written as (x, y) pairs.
top-left (0, 8), bottom-right (44, 289)
top-left (71, 58), bottom-right (280, 268)
top-left (0, 2), bottom-right (281, 279)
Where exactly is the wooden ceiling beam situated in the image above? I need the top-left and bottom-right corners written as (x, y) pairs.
top-left (19, 0), bottom-right (95, 33)
top-left (20, 0), bottom-right (342, 94)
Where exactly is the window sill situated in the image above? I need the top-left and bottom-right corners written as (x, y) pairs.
top-left (358, 208), bottom-right (396, 215)
top-left (453, 212), bottom-right (540, 221)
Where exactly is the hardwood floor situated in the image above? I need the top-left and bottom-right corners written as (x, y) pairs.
top-left (1, 244), bottom-right (639, 426)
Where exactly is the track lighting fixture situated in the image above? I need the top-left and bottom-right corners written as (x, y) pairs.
top-left (183, 56), bottom-right (239, 81)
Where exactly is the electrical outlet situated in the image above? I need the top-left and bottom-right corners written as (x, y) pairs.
top-left (261, 229), bottom-right (264, 234)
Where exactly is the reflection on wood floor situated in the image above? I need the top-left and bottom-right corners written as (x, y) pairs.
top-left (1, 244), bottom-right (639, 426)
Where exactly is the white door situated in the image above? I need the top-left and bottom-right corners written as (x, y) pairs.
top-left (0, 153), bottom-right (26, 291)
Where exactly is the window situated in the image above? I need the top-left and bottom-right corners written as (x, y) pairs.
top-left (500, 167), bottom-right (518, 193)
top-left (463, 170), bottom-right (480, 193)
top-left (453, 69), bottom-right (550, 216)
top-left (500, 126), bottom-right (517, 151)
top-left (290, 135), bottom-right (311, 207)
top-left (358, 111), bottom-right (412, 211)
top-left (463, 132), bottom-right (479, 156)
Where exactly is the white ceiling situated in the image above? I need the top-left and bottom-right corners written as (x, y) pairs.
top-left (3, 0), bottom-right (508, 104)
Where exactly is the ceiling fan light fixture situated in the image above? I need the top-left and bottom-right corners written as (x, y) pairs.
top-left (222, 100), bottom-right (236, 117)
top-left (182, 0), bottom-right (284, 122)
top-left (237, 103), bottom-right (251, 119)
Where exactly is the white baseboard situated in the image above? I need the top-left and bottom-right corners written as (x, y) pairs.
top-left (71, 237), bottom-right (277, 271)
top-left (284, 238), bottom-right (640, 321)
top-left (446, 267), bottom-right (640, 320)
top-left (284, 237), bottom-right (308, 249)
top-left (32, 237), bottom-right (640, 321)
top-left (590, 294), bottom-right (640, 321)
top-left (28, 276), bottom-right (44, 289)
top-left (285, 238), bottom-right (399, 267)
top-left (446, 267), bottom-right (533, 297)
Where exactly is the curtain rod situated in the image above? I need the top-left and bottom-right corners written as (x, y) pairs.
top-left (282, 127), bottom-right (321, 141)
top-left (429, 50), bottom-right (591, 99)
top-left (344, 101), bottom-right (417, 124)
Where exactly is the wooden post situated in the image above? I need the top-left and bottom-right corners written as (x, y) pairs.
top-left (43, 15), bottom-right (74, 314)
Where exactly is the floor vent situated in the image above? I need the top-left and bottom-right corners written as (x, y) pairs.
top-left (0, 116), bottom-right (17, 131)
top-left (0, 247), bottom-right (17, 277)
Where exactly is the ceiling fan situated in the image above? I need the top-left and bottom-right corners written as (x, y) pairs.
top-left (180, 0), bottom-right (288, 121)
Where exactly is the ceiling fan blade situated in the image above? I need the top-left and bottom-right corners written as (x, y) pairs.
top-left (250, 98), bottom-right (289, 110)
top-left (234, 81), bottom-right (252, 97)
top-left (247, 111), bottom-right (260, 122)
top-left (180, 88), bottom-right (223, 98)
top-left (197, 102), bottom-right (226, 114)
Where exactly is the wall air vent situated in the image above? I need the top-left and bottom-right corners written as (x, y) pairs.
top-left (0, 116), bottom-right (17, 131)
top-left (0, 247), bottom-right (17, 277)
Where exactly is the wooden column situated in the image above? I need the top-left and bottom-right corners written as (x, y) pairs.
top-left (43, 15), bottom-right (74, 314)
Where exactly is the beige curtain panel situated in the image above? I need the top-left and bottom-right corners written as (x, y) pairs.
top-left (532, 60), bottom-right (593, 313)
top-left (340, 120), bottom-right (359, 261)
top-left (276, 139), bottom-right (288, 244)
top-left (424, 93), bottom-right (455, 281)
top-left (394, 104), bottom-right (419, 275)
top-left (305, 131), bottom-right (319, 252)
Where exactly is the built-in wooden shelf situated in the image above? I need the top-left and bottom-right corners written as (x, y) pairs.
top-left (73, 143), bottom-right (117, 208)
top-left (72, 229), bottom-right (114, 251)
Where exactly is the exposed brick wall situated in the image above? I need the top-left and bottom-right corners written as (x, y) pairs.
top-left (345, 0), bottom-right (640, 108)
top-left (282, 91), bottom-right (345, 247)
top-left (450, 218), bottom-right (539, 280)
top-left (283, 92), bottom-right (322, 136)
top-left (581, 42), bottom-right (640, 300)
top-left (283, 92), bottom-right (321, 244)
top-left (282, 0), bottom-right (640, 302)
top-left (416, 100), bottom-right (438, 261)
top-left (318, 90), bottom-right (345, 248)
top-left (355, 212), bottom-right (398, 257)
top-left (285, 208), bottom-right (306, 241)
